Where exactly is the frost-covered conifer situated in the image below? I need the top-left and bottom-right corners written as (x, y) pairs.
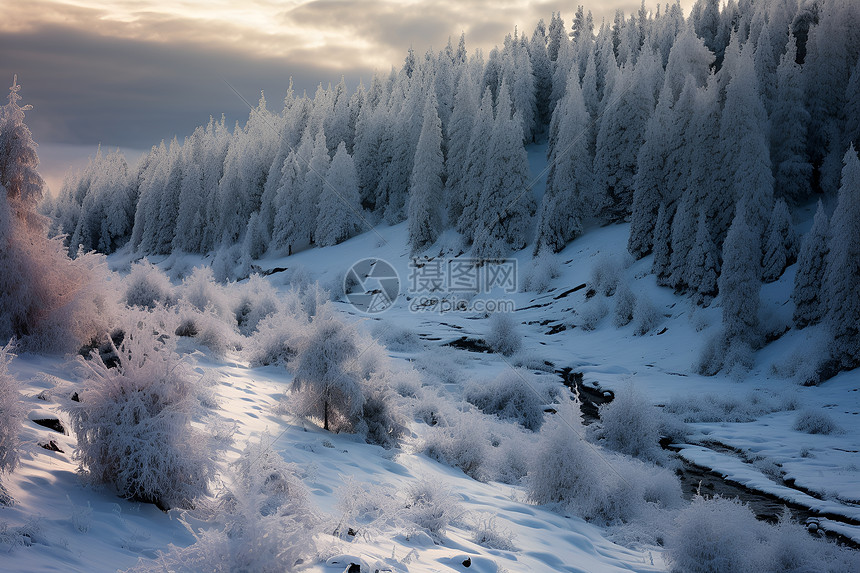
top-left (824, 146), bottom-right (860, 369)
top-left (793, 201), bottom-right (829, 328)
top-left (762, 199), bottom-right (798, 283)
top-left (408, 93), bottom-right (444, 254)
top-left (720, 205), bottom-right (761, 346)
top-left (316, 142), bottom-right (361, 247)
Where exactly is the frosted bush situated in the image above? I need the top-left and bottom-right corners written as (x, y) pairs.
top-left (463, 369), bottom-right (550, 431)
top-left (665, 495), bottom-right (768, 573)
top-left (124, 259), bottom-right (176, 309)
top-left (765, 510), bottom-right (860, 573)
top-left (370, 321), bottom-right (423, 353)
top-left (178, 266), bottom-right (232, 319)
top-left (527, 403), bottom-right (680, 525)
top-left (579, 297), bottom-right (609, 330)
top-left (486, 422), bottom-right (535, 485)
top-left (471, 514), bottom-right (516, 551)
top-left (414, 348), bottom-right (464, 385)
top-left (1, 193), bottom-right (117, 353)
top-left (664, 391), bottom-right (796, 424)
top-left (175, 302), bottom-right (241, 357)
top-left (334, 477), bottom-right (400, 540)
top-left (130, 436), bottom-right (316, 573)
top-left (247, 309), bottom-right (305, 367)
top-left (0, 343), bottom-right (23, 473)
top-left (354, 373), bottom-right (408, 449)
top-left (632, 294), bottom-right (660, 335)
top-left (793, 409), bottom-right (842, 435)
top-left (402, 479), bottom-right (463, 540)
top-left (67, 314), bottom-right (214, 509)
top-left (595, 384), bottom-right (664, 462)
top-left (612, 282), bottom-right (636, 327)
top-left (484, 312), bottom-right (522, 356)
top-left (521, 248), bottom-right (560, 293)
top-left (231, 274), bottom-right (280, 336)
top-left (422, 409), bottom-right (490, 480)
top-left (589, 254), bottom-right (622, 296)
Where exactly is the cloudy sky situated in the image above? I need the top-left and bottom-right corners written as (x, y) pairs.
top-left (0, 0), bottom-right (689, 193)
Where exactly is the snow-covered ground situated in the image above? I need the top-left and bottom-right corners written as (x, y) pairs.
top-left (3, 211), bottom-right (859, 571)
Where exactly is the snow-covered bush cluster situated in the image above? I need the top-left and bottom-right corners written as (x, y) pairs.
top-left (521, 248), bottom-right (560, 293)
top-left (67, 314), bottom-right (215, 510)
top-left (664, 390), bottom-right (797, 424)
top-left (527, 404), bottom-right (682, 526)
top-left (666, 497), bottom-right (860, 573)
top-left (463, 369), bottom-right (551, 431)
top-left (130, 436), bottom-right (318, 573)
top-left (793, 409), bottom-right (842, 435)
top-left (483, 312), bottom-right (522, 356)
top-left (593, 384), bottom-right (665, 463)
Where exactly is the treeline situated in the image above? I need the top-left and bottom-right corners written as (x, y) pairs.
top-left (47, 0), bottom-right (860, 368)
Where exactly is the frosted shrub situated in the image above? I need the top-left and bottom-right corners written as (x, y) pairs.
top-left (178, 266), bottom-right (232, 319)
top-left (765, 510), bottom-right (860, 573)
top-left (793, 409), bottom-right (841, 435)
top-left (471, 514), bottom-right (516, 550)
top-left (131, 436), bottom-right (317, 573)
top-left (521, 248), bottom-right (560, 293)
top-left (665, 495), bottom-right (767, 573)
top-left (665, 391), bottom-right (796, 424)
top-left (595, 384), bottom-right (664, 462)
top-left (402, 479), bottom-right (464, 540)
top-left (0, 195), bottom-right (116, 353)
top-left (589, 254), bottom-right (622, 296)
top-left (527, 404), bottom-right (679, 525)
top-left (632, 294), bottom-right (660, 335)
top-left (334, 477), bottom-right (400, 540)
top-left (422, 410), bottom-right (490, 480)
top-left (231, 274), bottom-right (280, 336)
top-left (355, 372), bottom-right (408, 449)
top-left (0, 343), bottom-right (23, 474)
top-left (247, 309), bottom-right (304, 367)
top-left (370, 322), bottom-right (423, 353)
top-left (67, 315), bottom-right (214, 509)
top-left (612, 282), bottom-right (636, 327)
top-left (182, 306), bottom-right (242, 357)
top-left (124, 259), bottom-right (176, 309)
top-left (579, 297), bottom-right (608, 330)
top-left (463, 370), bottom-right (550, 431)
top-left (484, 312), bottom-right (522, 356)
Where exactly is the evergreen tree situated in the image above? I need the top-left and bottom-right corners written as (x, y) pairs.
top-left (473, 84), bottom-right (534, 260)
top-left (547, 12), bottom-right (567, 61)
top-left (408, 94), bottom-right (444, 254)
top-left (457, 88), bottom-right (494, 241)
top-left (0, 75), bottom-right (43, 208)
top-left (762, 199), bottom-right (798, 283)
top-left (535, 80), bottom-right (591, 253)
top-left (792, 200), bottom-right (829, 328)
top-left (689, 208), bottom-right (720, 306)
top-left (529, 19), bottom-right (553, 131)
top-left (651, 202), bottom-right (673, 282)
top-left (301, 130), bottom-right (331, 245)
top-left (316, 142), bottom-right (361, 247)
top-left (720, 204), bottom-right (762, 347)
top-left (824, 146), bottom-right (860, 369)
top-left (445, 68), bottom-right (479, 225)
top-left (720, 43), bottom-right (773, 243)
top-left (771, 34), bottom-right (812, 204)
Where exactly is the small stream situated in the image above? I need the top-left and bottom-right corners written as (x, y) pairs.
top-left (557, 368), bottom-right (860, 549)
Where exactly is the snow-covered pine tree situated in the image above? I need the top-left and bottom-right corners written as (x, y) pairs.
top-left (316, 142), bottom-right (361, 247)
top-left (792, 200), bottom-right (829, 328)
top-left (0, 75), bottom-right (43, 208)
top-left (824, 146), bottom-right (860, 369)
top-left (457, 88), bottom-right (494, 241)
top-left (472, 83), bottom-right (533, 260)
top-left (689, 207), bottom-right (720, 306)
top-left (719, 203), bottom-right (762, 364)
top-left (535, 79), bottom-right (591, 253)
top-left (301, 129), bottom-right (331, 245)
top-left (593, 48), bottom-right (662, 222)
top-left (771, 33), bottom-right (812, 204)
top-left (547, 11), bottom-right (567, 62)
top-left (720, 42), bottom-right (773, 243)
top-left (408, 93), bottom-right (444, 254)
top-left (529, 19), bottom-right (553, 133)
top-left (762, 198), bottom-right (798, 283)
top-left (445, 68), bottom-right (479, 225)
